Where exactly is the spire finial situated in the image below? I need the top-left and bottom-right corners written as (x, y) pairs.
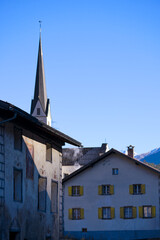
top-left (39, 20), bottom-right (42, 35)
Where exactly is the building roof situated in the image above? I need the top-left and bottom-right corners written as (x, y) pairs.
top-left (31, 35), bottom-right (48, 114)
top-left (62, 143), bottom-right (108, 166)
top-left (0, 100), bottom-right (82, 147)
top-left (63, 148), bottom-right (160, 183)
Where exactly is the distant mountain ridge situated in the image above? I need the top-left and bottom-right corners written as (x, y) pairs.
top-left (135, 147), bottom-right (160, 165)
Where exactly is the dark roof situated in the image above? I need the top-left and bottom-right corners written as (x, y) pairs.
top-left (63, 148), bottom-right (160, 183)
top-left (62, 143), bottom-right (108, 166)
top-left (0, 100), bottom-right (82, 147)
top-left (31, 35), bottom-right (48, 114)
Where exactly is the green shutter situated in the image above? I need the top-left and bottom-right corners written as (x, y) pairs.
top-left (110, 185), bottom-right (114, 195)
top-left (68, 186), bottom-right (72, 196)
top-left (152, 206), bottom-right (156, 218)
top-left (68, 209), bottom-right (72, 219)
top-left (111, 207), bottom-right (115, 219)
top-left (139, 206), bottom-right (143, 218)
top-left (98, 208), bottom-right (102, 219)
top-left (80, 186), bottom-right (83, 196)
top-left (129, 185), bottom-right (133, 194)
top-left (120, 207), bottom-right (124, 218)
top-left (98, 185), bottom-right (102, 195)
top-left (80, 208), bottom-right (84, 219)
top-left (141, 184), bottom-right (145, 194)
top-left (132, 207), bottom-right (137, 218)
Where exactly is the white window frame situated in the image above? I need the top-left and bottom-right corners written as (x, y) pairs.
top-left (143, 206), bottom-right (152, 218)
top-left (102, 207), bottom-right (111, 219)
top-left (124, 207), bottom-right (133, 219)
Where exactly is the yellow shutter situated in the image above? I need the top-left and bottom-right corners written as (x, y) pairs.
top-left (68, 209), bottom-right (72, 219)
top-left (139, 206), bottom-right (143, 218)
top-left (80, 208), bottom-right (84, 219)
top-left (132, 207), bottom-right (137, 218)
top-left (111, 207), bottom-right (115, 219)
top-left (80, 186), bottom-right (83, 196)
top-left (110, 185), bottom-right (114, 195)
top-left (141, 184), bottom-right (145, 194)
top-left (151, 206), bottom-right (156, 218)
top-left (120, 207), bottom-right (124, 218)
top-left (98, 185), bottom-right (102, 195)
top-left (98, 208), bottom-right (102, 219)
top-left (68, 186), bottom-right (72, 196)
top-left (129, 185), bottom-right (133, 194)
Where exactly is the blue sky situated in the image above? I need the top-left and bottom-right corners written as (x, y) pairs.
top-left (1, 1), bottom-right (160, 154)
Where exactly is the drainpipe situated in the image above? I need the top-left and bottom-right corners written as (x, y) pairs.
top-left (0, 112), bottom-right (17, 125)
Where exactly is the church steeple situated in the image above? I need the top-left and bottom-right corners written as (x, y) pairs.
top-left (31, 28), bottom-right (52, 126)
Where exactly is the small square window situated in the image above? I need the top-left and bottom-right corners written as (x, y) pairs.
top-left (112, 168), bottom-right (118, 175)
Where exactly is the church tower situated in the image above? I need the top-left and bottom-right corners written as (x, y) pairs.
top-left (30, 31), bottom-right (52, 126)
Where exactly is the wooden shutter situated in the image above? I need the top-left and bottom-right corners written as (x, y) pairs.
top-left (68, 186), bottom-right (72, 196)
top-left (110, 185), bottom-right (114, 195)
top-left (98, 185), bottom-right (102, 195)
top-left (141, 184), bottom-right (145, 194)
top-left (111, 207), bottom-right (115, 219)
top-left (80, 208), bottom-right (84, 219)
top-left (80, 186), bottom-right (83, 196)
top-left (98, 208), bottom-right (102, 219)
top-left (120, 207), bottom-right (124, 218)
top-left (151, 206), bottom-right (156, 218)
top-left (132, 207), bottom-right (137, 218)
top-left (139, 206), bottom-right (143, 218)
top-left (68, 209), bottom-right (72, 219)
top-left (129, 185), bottom-right (133, 194)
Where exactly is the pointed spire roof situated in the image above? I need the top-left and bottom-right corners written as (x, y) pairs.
top-left (31, 34), bottom-right (47, 114)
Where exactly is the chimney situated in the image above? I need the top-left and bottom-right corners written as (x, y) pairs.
top-left (127, 145), bottom-right (134, 158)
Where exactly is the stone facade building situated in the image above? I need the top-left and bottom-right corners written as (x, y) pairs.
top-left (0, 34), bottom-right (81, 240)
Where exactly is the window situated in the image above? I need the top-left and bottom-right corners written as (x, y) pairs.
top-left (98, 185), bottom-right (114, 195)
top-left (98, 207), bottom-right (115, 219)
top-left (46, 143), bottom-right (52, 162)
top-left (120, 206), bottom-right (137, 219)
top-left (139, 206), bottom-right (156, 218)
top-left (13, 168), bottom-right (22, 202)
top-left (129, 184), bottom-right (145, 195)
top-left (112, 168), bottom-right (118, 175)
top-left (68, 208), bottom-right (84, 220)
top-left (14, 127), bottom-right (22, 151)
top-left (38, 177), bottom-right (47, 211)
top-left (51, 181), bottom-right (58, 213)
top-left (68, 186), bottom-right (83, 196)
top-left (37, 108), bottom-right (40, 115)
top-left (124, 207), bottom-right (133, 219)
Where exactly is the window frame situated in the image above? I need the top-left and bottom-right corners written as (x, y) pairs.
top-left (143, 205), bottom-right (152, 218)
top-left (72, 208), bottom-right (81, 220)
top-left (112, 168), bottom-right (118, 175)
top-left (124, 206), bottom-right (133, 219)
top-left (72, 186), bottom-right (80, 196)
top-left (133, 184), bottom-right (141, 195)
top-left (38, 176), bottom-right (47, 212)
top-left (102, 207), bottom-right (111, 219)
top-left (102, 185), bottom-right (111, 195)
top-left (13, 168), bottom-right (23, 203)
top-left (46, 143), bottom-right (52, 163)
top-left (14, 127), bottom-right (22, 151)
top-left (50, 180), bottom-right (58, 213)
